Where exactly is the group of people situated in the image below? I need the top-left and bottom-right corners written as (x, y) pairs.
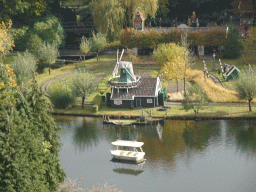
top-left (187, 11), bottom-right (199, 27)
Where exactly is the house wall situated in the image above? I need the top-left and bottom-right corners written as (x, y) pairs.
top-left (110, 97), bottom-right (158, 108)
top-left (134, 97), bottom-right (158, 108)
top-left (110, 100), bottom-right (133, 108)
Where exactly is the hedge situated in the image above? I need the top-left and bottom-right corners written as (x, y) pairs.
top-left (92, 94), bottom-right (102, 112)
top-left (120, 28), bottom-right (230, 48)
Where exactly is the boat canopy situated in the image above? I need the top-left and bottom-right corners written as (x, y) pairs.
top-left (111, 140), bottom-right (144, 147)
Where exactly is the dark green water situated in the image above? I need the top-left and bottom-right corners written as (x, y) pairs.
top-left (55, 116), bottom-right (256, 192)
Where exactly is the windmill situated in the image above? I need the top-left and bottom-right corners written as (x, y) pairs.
top-left (110, 49), bottom-right (140, 87)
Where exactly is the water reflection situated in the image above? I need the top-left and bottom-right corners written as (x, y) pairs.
top-left (111, 160), bottom-right (145, 176)
top-left (183, 120), bottom-right (221, 151)
top-left (73, 117), bottom-right (99, 151)
top-left (225, 120), bottom-right (256, 157)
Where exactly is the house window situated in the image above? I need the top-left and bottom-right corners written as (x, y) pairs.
top-left (114, 100), bottom-right (122, 105)
top-left (147, 99), bottom-right (153, 103)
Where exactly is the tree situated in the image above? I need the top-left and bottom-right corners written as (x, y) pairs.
top-left (0, 19), bottom-right (14, 58)
top-left (153, 43), bottom-right (182, 66)
top-left (11, 51), bottom-right (37, 85)
top-left (39, 42), bottom-right (59, 75)
top-left (223, 24), bottom-right (242, 59)
top-left (80, 36), bottom-right (91, 65)
top-left (234, 69), bottom-right (256, 112)
top-left (90, 0), bottom-right (158, 38)
top-left (90, 32), bottom-right (106, 61)
top-left (70, 69), bottom-right (94, 108)
top-left (182, 83), bottom-right (208, 117)
top-left (90, 0), bottom-right (124, 40)
top-left (0, 64), bottom-right (65, 191)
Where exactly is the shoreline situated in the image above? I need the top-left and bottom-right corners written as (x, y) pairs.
top-left (52, 112), bottom-right (256, 120)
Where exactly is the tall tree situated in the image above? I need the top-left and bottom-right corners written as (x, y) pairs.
top-left (90, 0), bottom-right (158, 38)
top-left (0, 64), bottom-right (65, 191)
top-left (90, 0), bottom-right (124, 40)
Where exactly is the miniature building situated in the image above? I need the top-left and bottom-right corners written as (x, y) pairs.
top-left (226, 65), bottom-right (240, 81)
top-left (134, 11), bottom-right (145, 31)
top-left (107, 50), bottom-right (164, 108)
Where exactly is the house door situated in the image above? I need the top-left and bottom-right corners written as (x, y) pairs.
top-left (136, 99), bottom-right (141, 107)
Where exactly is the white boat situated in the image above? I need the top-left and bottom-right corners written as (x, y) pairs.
top-left (110, 140), bottom-right (145, 162)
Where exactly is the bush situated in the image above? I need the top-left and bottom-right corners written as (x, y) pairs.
top-left (50, 86), bottom-right (76, 109)
top-left (11, 50), bottom-right (37, 85)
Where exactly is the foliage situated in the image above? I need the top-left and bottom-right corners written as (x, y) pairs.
top-left (182, 83), bottom-right (208, 116)
top-left (90, 0), bottom-right (124, 40)
top-left (90, 32), bottom-right (107, 60)
top-left (242, 26), bottom-right (256, 51)
top-left (50, 85), bottom-right (75, 109)
top-left (11, 25), bottom-right (29, 51)
top-left (120, 27), bottom-right (229, 48)
top-left (0, 20), bottom-right (14, 57)
top-left (153, 43), bottom-right (183, 66)
top-left (0, 63), bottom-right (65, 191)
top-left (120, 0), bottom-right (158, 28)
top-left (80, 36), bottom-right (91, 55)
top-left (13, 14), bottom-right (65, 51)
top-left (11, 51), bottom-right (37, 85)
top-left (32, 14), bottom-right (65, 47)
top-left (157, 0), bottom-right (169, 17)
top-left (234, 69), bottom-right (256, 111)
top-left (39, 42), bottom-right (59, 75)
top-left (26, 33), bottom-right (44, 58)
top-left (70, 69), bottom-right (94, 108)
top-left (223, 24), bottom-right (242, 59)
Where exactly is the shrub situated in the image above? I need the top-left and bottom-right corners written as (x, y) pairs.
top-left (223, 25), bottom-right (242, 59)
top-left (11, 50), bottom-right (37, 85)
top-left (50, 86), bottom-right (75, 109)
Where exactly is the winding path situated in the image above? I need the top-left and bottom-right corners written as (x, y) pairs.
top-left (40, 72), bottom-right (109, 98)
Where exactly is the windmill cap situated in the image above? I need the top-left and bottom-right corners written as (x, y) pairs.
top-left (119, 61), bottom-right (133, 68)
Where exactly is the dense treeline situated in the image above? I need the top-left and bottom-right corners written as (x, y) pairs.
top-left (0, 64), bottom-right (66, 191)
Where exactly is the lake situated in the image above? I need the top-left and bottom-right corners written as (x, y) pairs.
top-left (54, 115), bottom-right (256, 192)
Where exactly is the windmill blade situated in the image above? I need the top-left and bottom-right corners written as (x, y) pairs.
top-left (117, 49), bottom-right (119, 62)
top-left (119, 49), bottom-right (124, 61)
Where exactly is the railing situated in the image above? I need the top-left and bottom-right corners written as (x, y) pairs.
top-left (62, 21), bottom-right (96, 34)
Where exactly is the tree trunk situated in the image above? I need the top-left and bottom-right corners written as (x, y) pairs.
top-left (176, 81), bottom-right (179, 92)
top-left (49, 64), bottom-right (51, 75)
top-left (82, 96), bottom-right (85, 108)
top-left (83, 55), bottom-right (85, 67)
top-left (249, 99), bottom-right (252, 111)
top-left (184, 76), bottom-right (186, 94)
top-left (97, 52), bottom-right (99, 61)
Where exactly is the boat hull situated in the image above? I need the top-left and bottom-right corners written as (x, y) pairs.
top-left (110, 150), bottom-right (145, 162)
